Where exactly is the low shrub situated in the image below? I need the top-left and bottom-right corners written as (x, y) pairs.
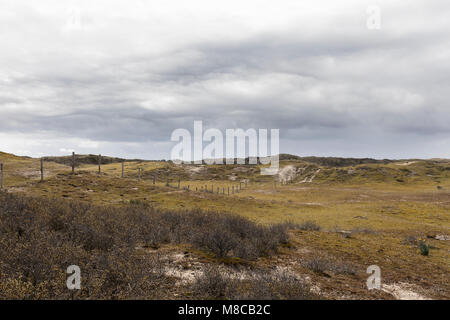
top-left (240, 269), bottom-right (317, 300)
top-left (302, 256), bottom-right (358, 276)
top-left (0, 192), bottom-right (292, 299)
top-left (302, 257), bottom-right (330, 275)
top-left (191, 267), bottom-right (319, 300)
top-left (192, 266), bottom-right (236, 299)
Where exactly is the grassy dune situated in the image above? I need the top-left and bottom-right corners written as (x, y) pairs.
top-left (1, 151), bottom-right (449, 299)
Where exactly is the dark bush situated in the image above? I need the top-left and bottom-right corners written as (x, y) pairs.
top-left (193, 227), bottom-right (238, 258)
top-left (192, 266), bottom-right (236, 299)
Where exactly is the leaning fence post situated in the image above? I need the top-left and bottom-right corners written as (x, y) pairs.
top-left (72, 152), bottom-right (75, 173)
top-left (0, 163), bottom-right (3, 189)
top-left (40, 158), bottom-right (44, 182)
top-left (121, 161), bottom-right (124, 178)
top-left (98, 154), bottom-right (102, 174)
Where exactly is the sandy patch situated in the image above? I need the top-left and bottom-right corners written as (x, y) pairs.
top-left (187, 166), bottom-right (206, 174)
top-left (299, 169), bottom-right (321, 183)
top-left (396, 161), bottom-right (417, 166)
top-left (278, 165), bottom-right (297, 183)
top-left (382, 283), bottom-right (429, 300)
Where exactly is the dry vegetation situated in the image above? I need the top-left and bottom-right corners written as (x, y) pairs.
top-left (0, 192), bottom-right (303, 299)
top-left (0, 151), bottom-right (449, 300)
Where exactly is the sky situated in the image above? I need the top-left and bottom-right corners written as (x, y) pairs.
top-left (1, 0), bottom-right (449, 160)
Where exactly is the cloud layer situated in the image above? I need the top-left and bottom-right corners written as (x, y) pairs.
top-left (1, 0), bottom-right (449, 159)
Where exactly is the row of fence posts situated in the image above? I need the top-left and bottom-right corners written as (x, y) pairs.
top-left (157, 174), bottom-right (248, 196)
top-left (189, 181), bottom-right (248, 195)
top-left (0, 153), bottom-right (250, 196)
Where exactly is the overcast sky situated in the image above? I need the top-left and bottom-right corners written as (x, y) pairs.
top-left (1, 0), bottom-right (449, 159)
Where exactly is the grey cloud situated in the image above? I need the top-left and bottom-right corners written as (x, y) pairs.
top-left (1, 0), bottom-right (450, 158)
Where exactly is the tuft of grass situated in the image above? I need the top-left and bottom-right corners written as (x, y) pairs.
top-left (297, 221), bottom-right (321, 231)
top-left (418, 239), bottom-right (430, 256)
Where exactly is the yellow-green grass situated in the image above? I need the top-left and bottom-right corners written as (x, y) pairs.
top-left (79, 161), bottom-right (167, 176)
top-left (23, 170), bottom-right (449, 234)
top-left (4, 154), bottom-right (448, 233)
top-left (0, 152), bottom-right (69, 188)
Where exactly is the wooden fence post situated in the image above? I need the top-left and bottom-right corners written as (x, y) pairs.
top-left (232, 186), bottom-right (234, 194)
top-left (245, 181), bottom-right (247, 188)
top-left (121, 162), bottom-right (124, 178)
top-left (40, 158), bottom-right (44, 182)
top-left (217, 187), bottom-right (219, 194)
top-left (187, 185), bottom-right (190, 191)
top-left (0, 163), bottom-right (3, 189)
top-left (98, 154), bottom-right (101, 174)
top-left (153, 174), bottom-right (156, 184)
top-left (166, 175), bottom-right (169, 187)
top-left (228, 186), bottom-right (229, 195)
top-left (138, 168), bottom-right (141, 181)
top-left (222, 187), bottom-right (225, 194)
top-left (178, 177), bottom-right (180, 189)
top-left (72, 152), bottom-right (75, 173)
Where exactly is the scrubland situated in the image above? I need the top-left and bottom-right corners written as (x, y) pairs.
top-left (0, 151), bottom-right (448, 299)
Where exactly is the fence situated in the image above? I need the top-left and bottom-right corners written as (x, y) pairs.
top-left (0, 152), bottom-right (251, 196)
